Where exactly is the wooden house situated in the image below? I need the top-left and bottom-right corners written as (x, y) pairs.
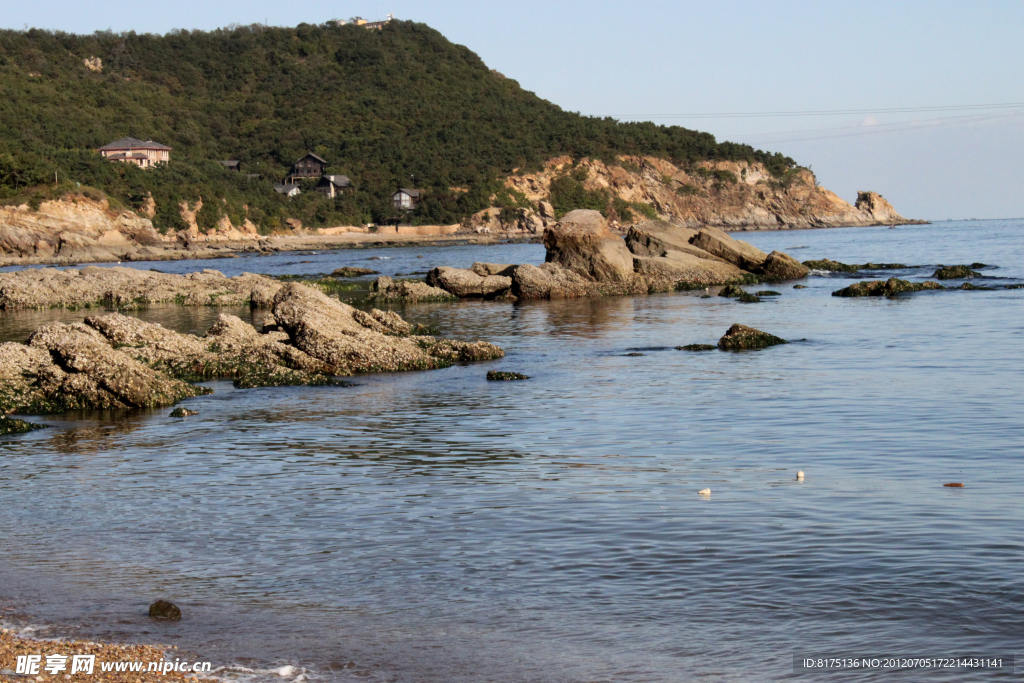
top-left (97, 137), bottom-right (171, 168)
top-left (285, 153), bottom-right (328, 184)
top-left (316, 175), bottom-right (352, 199)
top-left (392, 188), bottom-right (422, 210)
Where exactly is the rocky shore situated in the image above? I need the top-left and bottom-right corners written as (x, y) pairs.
top-left (409, 210), bottom-right (810, 301)
top-left (0, 282), bottom-right (503, 417)
top-left (0, 629), bottom-right (198, 683)
top-left (0, 158), bottom-right (923, 269)
top-left (0, 194), bottom-right (526, 268)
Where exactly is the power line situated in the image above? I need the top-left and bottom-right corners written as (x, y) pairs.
top-left (608, 102), bottom-right (1024, 120)
top-left (735, 109), bottom-right (1024, 145)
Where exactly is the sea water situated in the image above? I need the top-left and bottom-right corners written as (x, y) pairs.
top-left (1, 220), bottom-right (1022, 682)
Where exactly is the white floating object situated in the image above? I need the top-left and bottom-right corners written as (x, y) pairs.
top-left (796, 471), bottom-right (805, 480)
top-left (698, 488), bottom-right (711, 496)
top-left (274, 666), bottom-right (298, 678)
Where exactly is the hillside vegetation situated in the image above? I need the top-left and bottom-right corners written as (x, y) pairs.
top-left (0, 20), bottom-right (797, 232)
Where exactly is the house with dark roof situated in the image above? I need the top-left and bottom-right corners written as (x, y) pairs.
top-left (316, 175), bottom-right (352, 199)
top-left (97, 137), bottom-right (171, 168)
top-left (218, 160), bottom-right (242, 171)
top-left (392, 188), bottom-right (422, 210)
top-left (285, 153), bottom-right (328, 184)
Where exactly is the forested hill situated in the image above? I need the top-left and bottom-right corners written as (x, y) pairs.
top-left (0, 20), bottom-right (798, 231)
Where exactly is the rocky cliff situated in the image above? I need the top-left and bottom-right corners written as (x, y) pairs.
top-left (486, 156), bottom-right (918, 235)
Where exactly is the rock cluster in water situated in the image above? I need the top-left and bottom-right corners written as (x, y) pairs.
top-left (0, 282), bottom-right (503, 416)
top-left (832, 278), bottom-right (945, 297)
top-left (397, 211), bottom-right (810, 302)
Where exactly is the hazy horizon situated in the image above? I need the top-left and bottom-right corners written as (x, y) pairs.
top-left (3, 0), bottom-right (1022, 221)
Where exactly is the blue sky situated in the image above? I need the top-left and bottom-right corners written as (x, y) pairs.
top-left (4, 0), bottom-right (1023, 219)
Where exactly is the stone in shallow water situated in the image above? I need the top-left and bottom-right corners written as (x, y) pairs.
top-left (148, 600), bottom-right (181, 620)
top-left (718, 324), bottom-right (788, 351)
top-left (934, 264), bottom-right (982, 279)
top-left (756, 290), bottom-right (781, 296)
top-left (718, 284), bottom-right (746, 298)
top-left (0, 417), bottom-right (46, 435)
top-left (331, 267), bottom-right (378, 278)
top-left (169, 407), bottom-right (198, 417)
top-left (832, 278), bottom-right (944, 297)
top-left (737, 291), bottom-right (761, 303)
top-left (486, 371), bottom-right (529, 381)
top-left (676, 344), bottom-right (717, 352)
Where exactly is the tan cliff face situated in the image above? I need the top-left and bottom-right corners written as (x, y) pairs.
top-left (0, 196), bottom-right (166, 263)
top-left (0, 194), bottom-right (273, 266)
top-left (503, 156), bottom-right (916, 232)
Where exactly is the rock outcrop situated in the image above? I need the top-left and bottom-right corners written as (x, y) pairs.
top-left (420, 214), bottom-right (809, 302)
top-left (0, 196), bottom-right (166, 264)
top-left (543, 209), bottom-right (637, 283)
top-left (0, 282), bottom-right (504, 416)
top-left (505, 156), bottom-right (922, 231)
top-left (0, 266), bottom-right (282, 310)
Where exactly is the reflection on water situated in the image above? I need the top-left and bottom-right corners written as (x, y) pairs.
top-left (1, 220), bottom-right (1023, 682)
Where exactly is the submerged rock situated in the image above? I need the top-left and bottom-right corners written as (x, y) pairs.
top-left (676, 344), bottom-right (716, 351)
top-left (148, 600), bottom-right (181, 620)
top-left (803, 259), bottom-right (910, 272)
top-left (756, 290), bottom-right (781, 296)
top-left (169, 407), bottom-right (198, 417)
top-left (934, 264), bottom-right (982, 280)
top-left (0, 417), bottom-right (46, 435)
top-left (832, 278), bottom-right (944, 297)
top-left (718, 324), bottom-right (788, 351)
top-left (331, 267), bottom-right (378, 278)
top-left (737, 291), bottom-right (761, 303)
top-left (486, 371), bottom-right (529, 381)
top-left (718, 284), bottom-right (747, 298)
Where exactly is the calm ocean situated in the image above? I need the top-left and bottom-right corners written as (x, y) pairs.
top-left (2, 219), bottom-right (1022, 682)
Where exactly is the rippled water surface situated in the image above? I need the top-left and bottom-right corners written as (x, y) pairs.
top-left (1, 220), bottom-right (1023, 682)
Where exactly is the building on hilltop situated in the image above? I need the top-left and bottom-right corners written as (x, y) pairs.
top-left (218, 160), bottom-right (242, 171)
top-left (316, 175), bottom-right (352, 199)
top-left (97, 137), bottom-right (171, 168)
top-left (392, 188), bottom-right (422, 210)
top-left (334, 13), bottom-right (394, 29)
top-left (285, 153), bottom-right (328, 184)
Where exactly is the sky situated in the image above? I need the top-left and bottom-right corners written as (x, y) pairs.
top-left (3, 0), bottom-right (1023, 220)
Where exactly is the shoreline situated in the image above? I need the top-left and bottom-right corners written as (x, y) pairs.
top-left (0, 628), bottom-right (201, 683)
top-left (0, 232), bottom-right (539, 270)
top-left (0, 220), bottom-right (929, 271)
